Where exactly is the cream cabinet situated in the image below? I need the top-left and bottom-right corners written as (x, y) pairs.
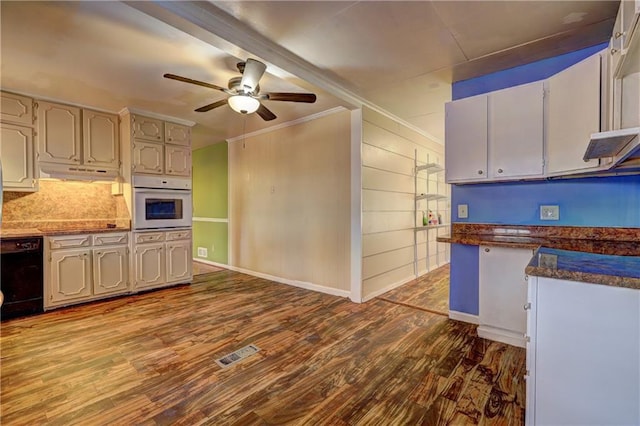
top-left (165, 122), bottom-right (191, 146)
top-left (0, 122), bottom-right (36, 191)
top-left (478, 246), bottom-right (532, 348)
top-left (1, 91), bottom-right (34, 126)
top-left (165, 145), bottom-right (191, 176)
top-left (132, 115), bottom-right (164, 142)
top-left (37, 100), bottom-right (120, 171)
top-left (45, 232), bottom-right (130, 309)
top-left (526, 276), bottom-right (640, 425)
top-left (445, 81), bottom-right (543, 183)
top-left (132, 140), bottom-right (164, 174)
top-left (133, 229), bottom-right (192, 291)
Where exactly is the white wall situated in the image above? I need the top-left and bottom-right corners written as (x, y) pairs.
top-left (228, 110), bottom-right (352, 295)
top-left (361, 107), bottom-right (450, 301)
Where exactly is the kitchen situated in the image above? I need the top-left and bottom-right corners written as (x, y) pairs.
top-left (2, 1), bottom-right (640, 424)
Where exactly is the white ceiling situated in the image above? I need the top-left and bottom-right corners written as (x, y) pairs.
top-left (0, 1), bottom-right (619, 149)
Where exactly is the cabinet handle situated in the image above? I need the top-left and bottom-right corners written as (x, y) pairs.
top-left (524, 335), bottom-right (531, 343)
top-left (611, 48), bottom-right (618, 55)
top-left (168, 138), bottom-right (172, 141)
top-left (524, 275), bottom-right (528, 281)
top-left (523, 303), bottom-right (531, 311)
top-left (157, 136), bottom-right (161, 139)
top-left (615, 31), bottom-right (623, 39)
top-left (497, 168), bottom-right (503, 174)
top-left (478, 170), bottom-right (483, 175)
top-left (484, 248), bottom-right (490, 253)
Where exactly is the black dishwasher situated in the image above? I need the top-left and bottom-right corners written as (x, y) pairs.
top-left (1, 237), bottom-right (44, 320)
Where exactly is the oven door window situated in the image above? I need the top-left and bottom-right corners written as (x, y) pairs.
top-left (145, 198), bottom-right (183, 220)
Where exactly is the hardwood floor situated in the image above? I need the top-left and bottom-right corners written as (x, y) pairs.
top-left (379, 265), bottom-right (450, 315)
top-left (193, 260), bottom-right (225, 275)
top-left (0, 270), bottom-right (525, 425)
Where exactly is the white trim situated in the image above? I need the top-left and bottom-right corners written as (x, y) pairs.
top-left (477, 325), bottom-right (526, 348)
top-left (226, 107), bottom-right (346, 143)
top-left (362, 274), bottom-right (415, 302)
top-left (225, 265), bottom-right (351, 299)
top-left (192, 258), bottom-right (228, 269)
top-left (192, 217), bottom-right (229, 223)
top-left (350, 109), bottom-right (363, 303)
top-left (118, 107), bottom-right (196, 127)
top-left (448, 310), bottom-right (480, 324)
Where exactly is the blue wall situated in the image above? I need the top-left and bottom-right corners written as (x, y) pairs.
top-left (448, 42), bottom-right (640, 317)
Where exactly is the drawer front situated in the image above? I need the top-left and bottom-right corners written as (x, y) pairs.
top-left (165, 229), bottom-right (192, 241)
top-left (134, 232), bottom-right (165, 244)
top-left (93, 232), bottom-right (129, 246)
top-left (48, 234), bottom-right (92, 250)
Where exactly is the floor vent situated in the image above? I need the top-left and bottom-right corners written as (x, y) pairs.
top-left (215, 344), bottom-right (260, 368)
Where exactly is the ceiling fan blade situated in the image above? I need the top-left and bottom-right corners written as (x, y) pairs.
top-left (256, 104), bottom-right (277, 121)
top-left (164, 73), bottom-right (226, 92)
top-left (195, 99), bottom-right (228, 112)
top-left (240, 59), bottom-right (266, 93)
top-left (263, 92), bottom-right (317, 103)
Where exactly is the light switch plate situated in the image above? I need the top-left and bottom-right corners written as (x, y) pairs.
top-left (540, 205), bottom-right (559, 220)
top-left (458, 204), bottom-right (469, 219)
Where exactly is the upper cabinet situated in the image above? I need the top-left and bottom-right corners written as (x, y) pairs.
top-left (132, 115), bottom-right (164, 142)
top-left (165, 123), bottom-right (191, 146)
top-left (37, 100), bottom-right (120, 172)
top-left (445, 81), bottom-right (544, 183)
top-left (0, 91), bottom-right (37, 191)
top-left (546, 54), bottom-right (602, 175)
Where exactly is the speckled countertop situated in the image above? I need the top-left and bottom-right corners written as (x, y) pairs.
top-left (0, 220), bottom-right (130, 239)
top-left (438, 223), bottom-right (640, 289)
top-left (526, 247), bottom-right (640, 290)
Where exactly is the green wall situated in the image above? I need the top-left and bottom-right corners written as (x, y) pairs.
top-left (192, 141), bottom-right (228, 264)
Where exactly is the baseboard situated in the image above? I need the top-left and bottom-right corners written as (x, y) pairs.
top-left (477, 325), bottom-right (526, 348)
top-left (448, 310), bottom-right (480, 324)
top-left (362, 274), bottom-right (415, 302)
top-left (225, 265), bottom-right (351, 299)
top-left (192, 258), bottom-right (228, 269)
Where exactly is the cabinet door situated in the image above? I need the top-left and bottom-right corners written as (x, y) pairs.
top-left (49, 248), bottom-right (92, 303)
top-left (478, 245), bottom-right (531, 347)
top-left (132, 115), bottom-right (163, 142)
top-left (132, 140), bottom-right (163, 174)
top-left (1, 92), bottom-right (33, 126)
top-left (445, 95), bottom-right (488, 182)
top-left (165, 123), bottom-right (191, 146)
top-left (622, 0), bottom-right (640, 50)
top-left (489, 81), bottom-right (544, 178)
top-left (166, 240), bottom-right (192, 283)
top-left (0, 123), bottom-right (36, 191)
top-left (134, 242), bottom-right (165, 289)
top-left (37, 101), bottom-right (82, 164)
top-left (93, 246), bottom-right (129, 295)
top-left (165, 145), bottom-right (191, 177)
top-left (83, 109), bottom-right (119, 169)
top-left (547, 54), bottom-right (601, 174)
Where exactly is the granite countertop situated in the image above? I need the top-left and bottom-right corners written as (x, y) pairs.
top-left (526, 247), bottom-right (640, 290)
top-left (1, 221), bottom-right (130, 239)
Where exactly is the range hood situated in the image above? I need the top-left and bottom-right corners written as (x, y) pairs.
top-left (583, 127), bottom-right (640, 172)
top-left (39, 163), bottom-right (120, 181)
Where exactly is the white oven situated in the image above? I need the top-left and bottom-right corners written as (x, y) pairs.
top-left (133, 176), bottom-right (192, 230)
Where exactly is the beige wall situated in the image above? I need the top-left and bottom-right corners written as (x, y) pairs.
top-left (361, 107), bottom-right (450, 300)
top-left (228, 110), bottom-right (352, 294)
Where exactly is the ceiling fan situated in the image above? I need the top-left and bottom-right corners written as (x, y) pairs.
top-left (164, 58), bottom-right (317, 121)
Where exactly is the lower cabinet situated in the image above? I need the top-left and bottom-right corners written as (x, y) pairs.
top-left (133, 229), bottom-right (192, 291)
top-left (478, 245), bottom-right (533, 348)
top-left (45, 232), bottom-right (129, 308)
top-left (525, 276), bottom-right (640, 425)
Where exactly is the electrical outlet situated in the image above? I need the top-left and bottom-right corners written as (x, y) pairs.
top-left (197, 247), bottom-right (208, 258)
top-left (540, 205), bottom-right (560, 221)
top-left (457, 204), bottom-right (468, 219)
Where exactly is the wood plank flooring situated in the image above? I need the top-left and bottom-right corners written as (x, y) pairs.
top-left (379, 265), bottom-right (450, 315)
top-left (193, 261), bottom-right (225, 275)
top-left (0, 270), bottom-right (525, 425)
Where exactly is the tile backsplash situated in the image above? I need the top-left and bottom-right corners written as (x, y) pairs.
top-left (2, 180), bottom-right (129, 228)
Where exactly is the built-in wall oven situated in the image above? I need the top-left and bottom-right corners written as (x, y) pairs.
top-left (133, 175), bottom-right (192, 230)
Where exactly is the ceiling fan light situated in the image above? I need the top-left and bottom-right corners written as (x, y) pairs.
top-left (228, 95), bottom-right (260, 114)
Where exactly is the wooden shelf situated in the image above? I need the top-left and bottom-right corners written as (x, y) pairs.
top-left (416, 163), bottom-right (444, 174)
top-left (416, 193), bottom-right (447, 202)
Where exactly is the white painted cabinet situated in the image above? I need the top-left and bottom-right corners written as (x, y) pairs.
top-left (133, 229), bottom-right (192, 291)
top-left (526, 276), bottom-right (640, 425)
top-left (1, 91), bottom-right (34, 126)
top-left (37, 100), bottom-right (120, 171)
top-left (132, 140), bottom-right (164, 174)
top-left (478, 245), bottom-right (532, 348)
top-left (45, 233), bottom-right (130, 309)
top-left (546, 54), bottom-right (601, 174)
top-left (445, 95), bottom-right (488, 182)
top-left (132, 115), bottom-right (164, 142)
top-left (0, 123), bottom-right (36, 191)
top-left (165, 122), bottom-right (191, 146)
top-left (165, 145), bottom-right (191, 177)
top-left (445, 81), bottom-right (544, 183)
